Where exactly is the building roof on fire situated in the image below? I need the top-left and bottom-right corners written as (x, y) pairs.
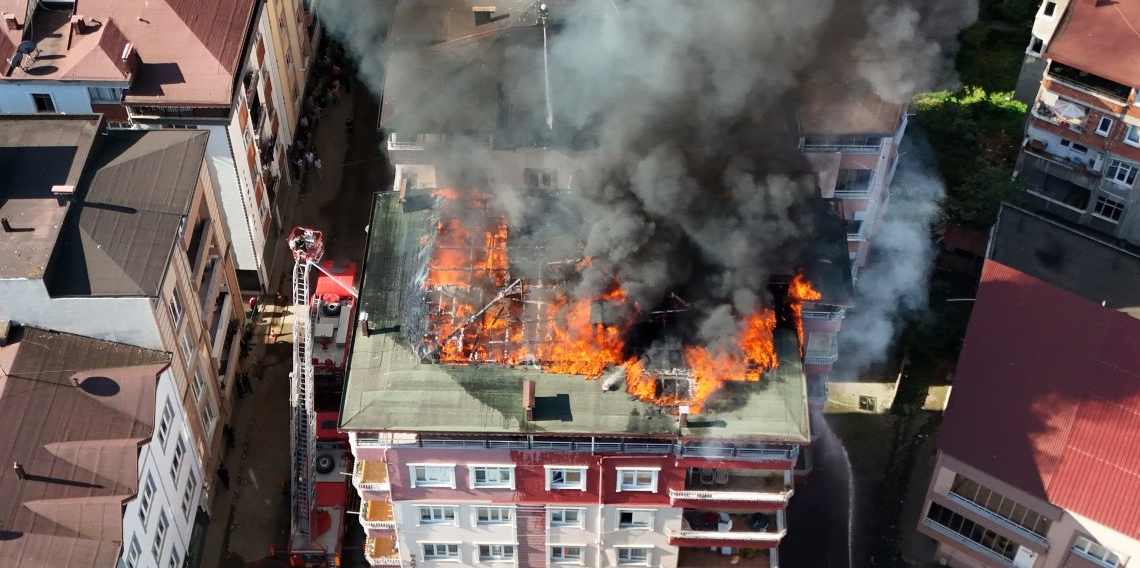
top-left (0, 323), bottom-right (170, 568)
top-left (989, 204), bottom-right (1140, 320)
top-left (940, 260), bottom-right (1140, 540)
top-left (341, 192), bottom-right (811, 443)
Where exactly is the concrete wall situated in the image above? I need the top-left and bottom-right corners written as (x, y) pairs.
top-left (823, 379), bottom-right (901, 414)
top-left (0, 279), bottom-right (160, 349)
top-left (0, 83), bottom-right (93, 114)
top-left (120, 367), bottom-right (206, 568)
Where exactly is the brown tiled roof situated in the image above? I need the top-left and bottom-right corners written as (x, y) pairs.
top-left (0, 0), bottom-right (255, 106)
top-left (0, 325), bottom-right (169, 568)
top-left (1046, 0), bottom-right (1140, 88)
top-left (939, 260), bottom-right (1140, 539)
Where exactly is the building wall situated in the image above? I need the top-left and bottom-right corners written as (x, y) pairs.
top-left (265, 0), bottom-right (310, 131)
top-left (0, 83), bottom-right (94, 114)
top-left (0, 279), bottom-right (160, 349)
top-left (207, 119), bottom-right (265, 286)
top-left (120, 368), bottom-right (206, 568)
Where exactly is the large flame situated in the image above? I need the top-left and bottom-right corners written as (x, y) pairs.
top-left (421, 189), bottom-right (821, 414)
top-left (788, 271), bottom-right (823, 356)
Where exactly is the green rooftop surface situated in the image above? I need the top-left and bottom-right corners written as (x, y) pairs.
top-left (341, 192), bottom-right (810, 443)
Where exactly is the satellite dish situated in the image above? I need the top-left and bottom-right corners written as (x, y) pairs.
top-left (16, 41), bottom-right (35, 55)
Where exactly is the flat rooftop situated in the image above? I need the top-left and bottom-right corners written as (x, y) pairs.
top-left (1046, 0), bottom-right (1140, 88)
top-left (341, 192), bottom-right (810, 443)
top-left (0, 115), bottom-right (100, 280)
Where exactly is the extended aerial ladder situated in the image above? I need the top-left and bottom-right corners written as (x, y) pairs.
top-left (286, 227), bottom-right (359, 562)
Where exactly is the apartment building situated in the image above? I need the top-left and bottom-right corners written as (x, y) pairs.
top-left (915, 205), bottom-right (1140, 568)
top-left (1014, 0), bottom-right (1140, 244)
top-left (0, 0), bottom-right (316, 290)
top-left (0, 115), bottom-right (243, 490)
top-left (0, 324), bottom-right (207, 568)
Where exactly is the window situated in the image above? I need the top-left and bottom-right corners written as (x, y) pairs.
top-left (547, 466), bottom-right (587, 490)
top-left (422, 543), bottom-right (460, 561)
top-left (171, 436), bottom-right (186, 482)
top-left (152, 510), bottom-right (169, 558)
top-left (286, 53), bottom-right (294, 73)
top-left (835, 169), bottom-right (873, 194)
top-left (419, 505), bottom-right (458, 524)
top-left (157, 399), bottom-right (174, 449)
top-left (277, 11), bottom-right (288, 37)
top-left (30, 93), bottom-right (55, 113)
top-left (618, 509), bottom-right (654, 529)
top-left (476, 506), bottom-right (514, 525)
top-left (181, 332), bottom-right (196, 366)
top-left (617, 547), bottom-right (651, 566)
top-left (1029, 37), bottom-right (1044, 54)
top-left (549, 508), bottom-right (584, 527)
top-left (190, 365), bottom-right (206, 401)
top-left (1106, 159), bottom-right (1139, 187)
top-left (524, 167), bottom-right (557, 189)
top-left (550, 546), bottom-right (584, 564)
top-left (926, 502), bottom-right (1018, 561)
top-left (470, 465), bottom-right (515, 489)
top-left (87, 87), bottom-right (122, 103)
top-left (138, 474), bottom-right (156, 524)
top-left (478, 544), bottom-right (517, 562)
top-left (169, 290), bottom-right (185, 327)
top-left (409, 464), bottom-right (455, 488)
top-left (1073, 536), bottom-right (1122, 568)
top-left (1126, 126), bottom-right (1140, 148)
top-left (1043, 1), bottom-right (1057, 16)
top-left (182, 470), bottom-right (198, 518)
top-left (167, 546), bottom-right (181, 568)
top-left (1072, 142), bottom-right (1089, 154)
top-left (1094, 196), bottom-right (1126, 221)
top-left (1096, 117), bottom-right (1114, 136)
top-left (202, 396), bottom-right (218, 434)
top-left (125, 536), bottom-right (141, 568)
top-left (616, 468), bottom-right (658, 492)
top-left (949, 474), bottom-right (1052, 537)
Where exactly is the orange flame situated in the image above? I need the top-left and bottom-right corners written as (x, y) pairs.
top-left (788, 272), bottom-right (822, 356)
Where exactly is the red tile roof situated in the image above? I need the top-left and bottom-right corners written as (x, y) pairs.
top-left (940, 261), bottom-right (1140, 538)
top-left (1046, 0), bottom-right (1140, 88)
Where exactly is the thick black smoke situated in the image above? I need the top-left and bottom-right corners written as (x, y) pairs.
top-left (319, 0), bottom-right (975, 361)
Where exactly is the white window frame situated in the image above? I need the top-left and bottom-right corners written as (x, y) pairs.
top-left (157, 399), bottom-right (174, 449)
top-left (1094, 195), bottom-right (1126, 222)
top-left (615, 468), bottom-right (659, 492)
top-left (169, 289), bottom-right (185, 327)
top-left (470, 465), bottom-right (516, 489)
top-left (182, 470), bottom-right (198, 519)
top-left (550, 545), bottom-right (585, 564)
top-left (138, 473), bottom-right (156, 525)
top-left (190, 364), bottom-right (205, 402)
top-left (418, 505), bottom-right (459, 525)
top-left (1126, 125), bottom-right (1140, 148)
top-left (1073, 536), bottom-right (1123, 568)
top-left (30, 92), bottom-right (55, 113)
top-left (475, 506), bottom-right (515, 525)
top-left (1096, 116), bottom-right (1113, 137)
top-left (617, 509), bottom-right (655, 529)
top-left (152, 509), bottom-right (169, 558)
top-left (87, 86), bottom-right (122, 103)
top-left (202, 395), bottom-right (218, 437)
top-left (548, 507), bottom-right (585, 528)
top-left (171, 436), bottom-right (186, 483)
top-left (1105, 158), bottom-right (1138, 187)
top-left (421, 543), bottom-right (460, 561)
top-left (545, 466), bottom-right (587, 491)
top-left (616, 546), bottom-right (652, 566)
top-left (180, 332), bottom-right (195, 367)
top-left (167, 545), bottom-right (181, 568)
top-left (408, 464), bottom-right (456, 488)
top-left (478, 544), bottom-right (517, 562)
top-left (125, 535), bottom-right (141, 568)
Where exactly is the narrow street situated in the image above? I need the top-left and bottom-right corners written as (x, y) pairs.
top-left (199, 75), bottom-right (388, 568)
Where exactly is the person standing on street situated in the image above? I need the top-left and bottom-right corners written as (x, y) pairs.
top-left (314, 156), bottom-right (323, 180)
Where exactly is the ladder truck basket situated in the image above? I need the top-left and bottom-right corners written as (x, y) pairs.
top-left (288, 227), bottom-right (325, 264)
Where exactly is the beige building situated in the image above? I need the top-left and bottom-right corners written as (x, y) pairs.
top-left (0, 115), bottom-right (244, 487)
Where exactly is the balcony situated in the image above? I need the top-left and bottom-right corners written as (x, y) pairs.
top-left (353, 459), bottom-right (390, 492)
top-left (364, 536), bottom-right (400, 566)
top-left (671, 469), bottom-right (792, 508)
top-left (804, 332), bottom-right (839, 365)
top-left (669, 512), bottom-right (786, 548)
top-left (801, 304), bottom-right (845, 321)
top-left (802, 135), bottom-right (884, 155)
top-left (360, 500), bottom-right (395, 532)
top-left (387, 131), bottom-right (424, 151)
top-left (1047, 62), bottom-right (1132, 103)
top-left (677, 547), bottom-right (772, 568)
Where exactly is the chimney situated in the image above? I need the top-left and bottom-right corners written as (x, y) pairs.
top-left (357, 312), bottom-right (370, 337)
top-left (3, 14), bottom-right (18, 31)
top-left (523, 379), bottom-right (535, 421)
top-left (0, 217), bottom-right (11, 232)
top-left (70, 15), bottom-right (86, 34)
top-left (51, 185), bottom-right (76, 200)
top-left (473, 6), bottom-right (495, 26)
top-left (13, 462), bottom-right (26, 480)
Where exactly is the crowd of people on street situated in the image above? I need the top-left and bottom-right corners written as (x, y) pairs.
top-left (289, 42), bottom-right (354, 184)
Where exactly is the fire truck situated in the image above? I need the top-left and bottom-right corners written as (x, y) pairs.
top-left (286, 228), bottom-right (358, 568)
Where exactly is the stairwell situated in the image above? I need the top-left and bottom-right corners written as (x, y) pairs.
top-left (516, 504), bottom-right (547, 568)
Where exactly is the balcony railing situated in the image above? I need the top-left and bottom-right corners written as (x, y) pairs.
top-left (671, 488), bottom-right (793, 504)
top-left (1047, 63), bottom-right (1132, 103)
top-left (353, 436), bottom-right (800, 463)
top-left (802, 306), bottom-right (846, 321)
top-left (364, 537), bottom-right (400, 566)
top-left (667, 527), bottom-right (787, 542)
top-left (947, 492), bottom-right (1048, 546)
top-left (353, 460), bottom-right (390, 492)
top-left (922, 518), bottom-right (1014, 566)
top-left (360, 500), bottom-right (395, 531)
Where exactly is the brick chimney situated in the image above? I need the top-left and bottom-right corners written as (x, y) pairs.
top-left (3, 14), bottom-right (19, 31)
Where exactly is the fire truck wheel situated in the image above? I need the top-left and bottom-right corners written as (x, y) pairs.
top-left (315, 454), bottom-right (336, 474)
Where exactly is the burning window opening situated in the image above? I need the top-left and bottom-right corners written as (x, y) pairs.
top-left (415, 188), bottom-right (822, 413)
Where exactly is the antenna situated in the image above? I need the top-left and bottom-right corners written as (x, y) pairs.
top-left (539, 3), bottom-right (553, 130)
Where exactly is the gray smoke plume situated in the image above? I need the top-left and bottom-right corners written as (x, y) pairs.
top-left (318, 0), bottom-right (974, 361)
top-left (838, 136), bottom-right (945, 374)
